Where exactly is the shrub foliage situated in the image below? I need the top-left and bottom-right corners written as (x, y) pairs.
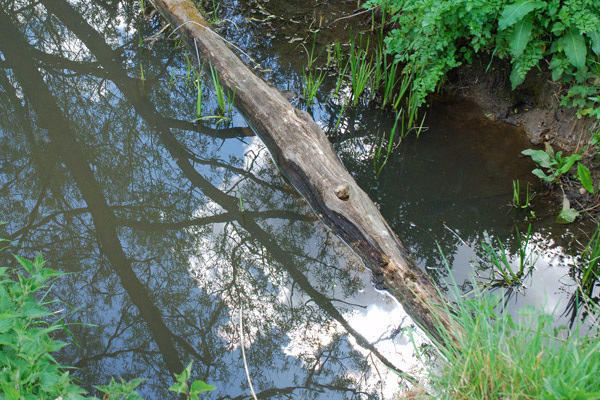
top-left (365, 0), bottom-right (600, 117)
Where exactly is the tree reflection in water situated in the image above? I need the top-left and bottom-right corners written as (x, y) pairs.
top-left (0, 0), bottom-right (424, 398)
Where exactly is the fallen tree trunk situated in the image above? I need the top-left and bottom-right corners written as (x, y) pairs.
top-left (150, 0), bottom-right (454, 342)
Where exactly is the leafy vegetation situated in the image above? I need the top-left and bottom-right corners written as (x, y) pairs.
top-left (364, 0), bottom-right (600, 118)
top-left (0, 252), bottom-right (87, 399)
top-left (302, 36), bottom-right (326, 106)
top-left (0, 244), bottom-right (214, 399)
top-left (521, 143), bottom-right (581, 183)
top-left (521, 139), bottom-right (600, 223)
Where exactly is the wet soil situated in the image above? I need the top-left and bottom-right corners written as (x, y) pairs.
top-left (438, 51), bottom-right (600, 222)
top-left (444, 55), bottom-right (597, 153)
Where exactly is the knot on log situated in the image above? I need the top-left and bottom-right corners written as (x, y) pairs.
top-left (334, 185), bottom-right (350, 200)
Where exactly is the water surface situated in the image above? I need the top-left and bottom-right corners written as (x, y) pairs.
top-left (0, 0), bottom-right (591, 398)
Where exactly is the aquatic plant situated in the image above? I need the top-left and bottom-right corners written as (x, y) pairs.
top-left (511, 179), bottom-right (534, 209)
top-left (332, 42), bottom-right (348, 98)
top-left (209, 63), bottom-right (227, 114)
top-left (333, 100), bottom-right (347, 133)
top-left (302, 69), bottom-right (325, 106)
top-left (194, 78), bottom-right (203, 118)
top-left (349, 36), bottom-right (374, 105)
top-left (381, 58), bottom-right (399, 109)
top-left (577, 224), bottom-right (600, 300)
top-left (203, 0), bottom-right (222, 25)
top-left (481, 224), bottom-right (536, 286)
top-left (373, 110), bottom-right (402, 177)
top-left (301, 34), bottom-right (326, 106)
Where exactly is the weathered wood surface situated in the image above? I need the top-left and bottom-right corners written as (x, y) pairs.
top-left (150, 0), bottom-right (453, 341)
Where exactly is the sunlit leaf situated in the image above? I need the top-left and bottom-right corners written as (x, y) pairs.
top-left (531, 168), bottom-right (553, 182)
top-left (563, 28), bottom-right (587, 70)
top-left (190, 379), bottom-right (216, 394)
top-left (522, 148), bottom-right (551, 168)
top-left (499, 0), bottom-right (545, 30)
top-left (510, 16), bottom-right (533, 56)
top-left (577, 163), bottom-right (594, 193)
top-left (556, 153), bottom-right (581, 175)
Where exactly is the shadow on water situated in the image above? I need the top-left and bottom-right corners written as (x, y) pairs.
top-left (0, 0), bottom-right (597, 398)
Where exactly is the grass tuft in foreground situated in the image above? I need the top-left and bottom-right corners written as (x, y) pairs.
top-left (421, 288), bottom-right (600, 399)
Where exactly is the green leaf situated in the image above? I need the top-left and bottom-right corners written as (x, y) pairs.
top-left (14, 255), bottom-right (34, 274)
top-left (510, 16), bottom-right (533, 57)
top-left (125, 392), bottom-right (144, 400)
top-left (522, 149), bottom-right (551, 168)
top-left (531, 168), bottom-right (553, 182)
top-left (556, 153), bottom-right (581, 175)
top-left (499, 0), bottom-right (545, 30)
top-left (563, 28), bottom-right (587, 70)
top-left (190, 380), bottom-right (216, 394)
top-left (510, 67), bottom-right (526, 89)
top-left (549, 56), bottom-right (565, 81)
top-left (556, 208), bottom-right (579, 224)
top-left (0, 315), bottom-right (16, 333)
top-left (577, 163), bottom-right (594, 193)
top-left (168, 381), bottom-right (187, 394)
top-left (588, 31), bottom-right (600, 55)
top-left (22, 301), bottom-right (50, 319)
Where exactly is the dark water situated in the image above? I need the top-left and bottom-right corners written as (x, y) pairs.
top-left (0, 0), bottom-right (589, 398)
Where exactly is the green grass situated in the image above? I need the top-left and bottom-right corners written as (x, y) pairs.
top-left (419, 282), bottom-right (600, 399)
top-left (373, 109), bottom-right (402, 177)
top-left (512, 179), bottom-right (534, 209)
top-left (332, 42), bottom-right (348, 98)
top-left (302, 34), bottom-right (326, 106)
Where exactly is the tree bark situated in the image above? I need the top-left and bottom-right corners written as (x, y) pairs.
top-left (149, 0), bottom-right (454, 342)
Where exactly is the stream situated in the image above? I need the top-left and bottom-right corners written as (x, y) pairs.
top-left (0, 0), bottom-right (591, 398)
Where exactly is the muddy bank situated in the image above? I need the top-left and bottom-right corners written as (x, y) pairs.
top-left (444, 56), bottom-right (597, 153)
top-left (440, 58), bottom-right (600, 222)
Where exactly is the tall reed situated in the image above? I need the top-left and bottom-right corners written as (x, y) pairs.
top-left (481, 224), bottom-right (536, 286)
top-left (349, 35), bottom-right (374, 105)
top-left (578, 224), bottom-right (600, 298)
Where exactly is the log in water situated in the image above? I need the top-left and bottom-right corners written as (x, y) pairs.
top-left (150, 0), bottom-right (453, 342)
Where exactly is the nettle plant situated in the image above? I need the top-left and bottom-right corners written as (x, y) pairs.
top-left (364, 0), bottom-right (600, 117)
